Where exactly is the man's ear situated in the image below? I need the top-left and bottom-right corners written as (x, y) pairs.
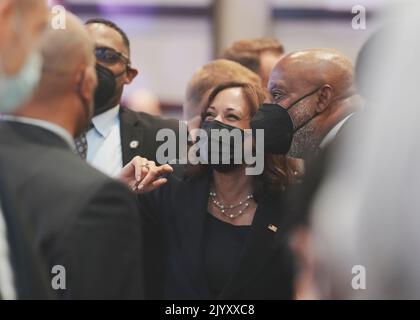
top-left (315, 84), bottom-right (333, 113)
top-left (77, 67), bottom-right (96, 102)
top-left (124, 67), bottom-right (139, 85)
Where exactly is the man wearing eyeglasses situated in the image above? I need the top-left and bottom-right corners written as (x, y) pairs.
top-left (83, 19), bottom-right (181, 299)
top-left (82, 19), bottom-right (180, 178)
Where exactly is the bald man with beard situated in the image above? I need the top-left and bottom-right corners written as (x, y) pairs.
top-left (269, 48), bottom-right (361, 159)
top-left (0, 13), bottom-right (144, 299)
top-left (276, 50), bottom-right (362, 298)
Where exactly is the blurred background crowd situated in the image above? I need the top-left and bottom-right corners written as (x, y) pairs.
top-left (53, 0), bottom-right (381, 118)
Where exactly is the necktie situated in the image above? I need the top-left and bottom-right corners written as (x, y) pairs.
top-left (74, 123), bottom-right (94, 160)
top-left (75, 133), bottom-right (88, 159)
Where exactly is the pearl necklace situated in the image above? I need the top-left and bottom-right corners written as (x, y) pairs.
top-left (209, 190), bottom-right (253, 219)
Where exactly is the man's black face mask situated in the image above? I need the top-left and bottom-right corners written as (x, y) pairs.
top-left (250, 104), bottom-right (293, 155)
top-left (250, 86), bottom-right (322, 155)
top-left (94, 64), bottom-right (125, 116)
top-left (285, 86), bottom-right (322, 133)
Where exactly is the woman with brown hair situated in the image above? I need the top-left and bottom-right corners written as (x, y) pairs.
top-left (138, 81), bottom-right (296, 299)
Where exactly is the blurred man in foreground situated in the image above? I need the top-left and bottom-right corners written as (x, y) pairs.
top-left (0, 0), bottom-right (49, 300)
top-left (0, 12), bottom-right (145, 299)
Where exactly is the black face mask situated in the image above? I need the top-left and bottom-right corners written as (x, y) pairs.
top-left (285, 86), bottom-right (322, 133)
top-left (250, 104), bottom-right (293, 155)
top-left (201, 120), bottom-right (245, 173)
top-left (250, 86), bottom-right (322, 155)
top-left (94, 64), bottom-right (125, 116)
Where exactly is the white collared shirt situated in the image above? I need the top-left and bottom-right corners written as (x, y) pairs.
top-left (319, 113), bottom-right (355, 149)
top-left (86, 105), bottom-right (123, 177)
top-left (0, 205), bottom-right (16, 300)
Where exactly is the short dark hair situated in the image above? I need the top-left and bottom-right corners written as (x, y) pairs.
top-left (221, 38), bottom-right (285, 75)
top-left (85, 18), bottom-right (130, 53)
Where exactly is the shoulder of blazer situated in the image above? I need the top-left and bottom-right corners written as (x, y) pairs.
top-left (0, 120), bottom-right (71, 151)
top-left (119, 107), bottom-right (179, 132)
top-left (119, 107), bottom-right (181, 165)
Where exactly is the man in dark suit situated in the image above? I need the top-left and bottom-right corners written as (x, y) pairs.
top-left (83, 19), bottom-right (182, 299)
top-left (0, 13), bottom-right (144, 299)
top-left (0, 0), bottom-right (49, 299)
top-left (81, 19), bottom-right (180, 177)
top-left (0, 178), bottom-right (53, 300)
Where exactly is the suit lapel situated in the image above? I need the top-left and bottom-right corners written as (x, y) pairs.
top-left (119, 108), bottom-right (144, 166)
top-left (219, 194), bottom-right (285, 299)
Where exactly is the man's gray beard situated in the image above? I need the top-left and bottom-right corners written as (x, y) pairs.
top-left (287, 125), bottom-right (321, 159)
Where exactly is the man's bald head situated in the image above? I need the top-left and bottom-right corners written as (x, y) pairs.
top-left (269, 48), bottom-right (354, 106)
top-left (24, 12), bottom-right (97, 137)
top-left (35, 12), bottom-right (96, 100)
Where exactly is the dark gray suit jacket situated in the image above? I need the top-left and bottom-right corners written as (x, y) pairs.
top-left (0, 179), bottom-right (53, 300)
top-left (0, 121), bottom-right (144, 299)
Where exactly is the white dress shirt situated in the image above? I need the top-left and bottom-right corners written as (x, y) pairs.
top-left (86, 105), bottom-right (123, 178)
top-left (0, 205), bottom-right (16, 300)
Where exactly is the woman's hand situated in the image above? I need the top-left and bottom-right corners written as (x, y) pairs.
top-left (119, 156), bottom-right (173, 194)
